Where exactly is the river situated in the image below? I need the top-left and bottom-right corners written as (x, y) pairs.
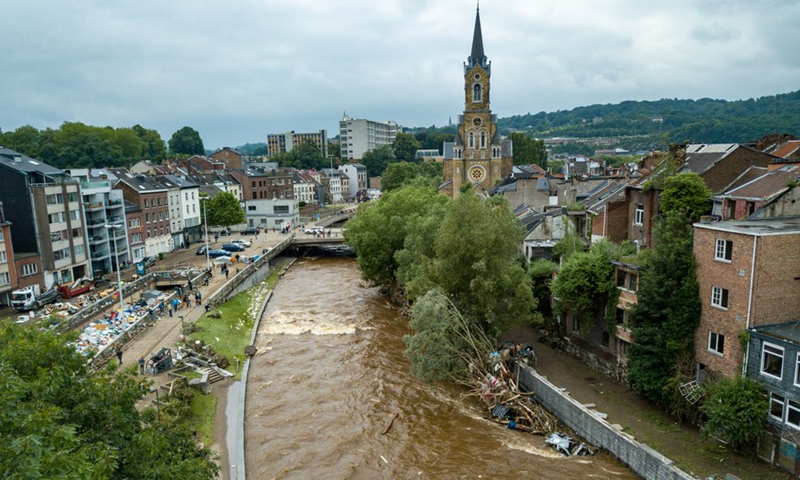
top-left (244, 256), bottom-right (638, 479)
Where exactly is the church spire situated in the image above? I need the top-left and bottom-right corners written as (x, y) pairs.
top-left (468, 6), bottom-right (488, 70)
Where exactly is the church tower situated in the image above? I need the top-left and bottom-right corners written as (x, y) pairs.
top-left (441, 7), bottom-right (513, 197)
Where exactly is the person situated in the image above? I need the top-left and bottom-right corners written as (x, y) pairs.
top-left (225, 269), bottom-right (229, 279)
top-left (171, 297), bottom-right (180, 312)
top-left (188, 279), bottom-right (193, 291)
top-left (205, 304), bottom-right (211, 313)
top-left (138, 356), bottom-right (146, 374)
top-left (116, 349), bottom-right (123, 365)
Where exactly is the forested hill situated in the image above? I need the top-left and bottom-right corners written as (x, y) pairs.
top-left (498, 90), bottom-right (800, 150)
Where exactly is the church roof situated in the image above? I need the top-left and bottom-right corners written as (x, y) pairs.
top-left (470, 8), bottom-right (485, 64)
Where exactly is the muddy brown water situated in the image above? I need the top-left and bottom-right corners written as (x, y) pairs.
top-left (244, 257), bottom-right (639, 479)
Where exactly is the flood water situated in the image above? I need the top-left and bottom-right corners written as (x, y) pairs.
top-left (244, 257), bottom-right (638, 479)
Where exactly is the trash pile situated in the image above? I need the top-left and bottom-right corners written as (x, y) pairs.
top-left (479, 343), bottom-right (557, 435)
top-left (74, 290), bottom-right (174, 357)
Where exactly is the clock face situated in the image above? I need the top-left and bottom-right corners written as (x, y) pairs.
top-left (469, 166), bottom-right (484, 182)
top-left (472, 117), bottom-right (482, 127)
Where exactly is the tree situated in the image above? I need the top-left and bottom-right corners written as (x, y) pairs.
top-left (280, 141), bottom-right (326, 170)
top-left (550, 250), bottom-right (614, 330)
top-left (205, 191), bottom-right (244, 228)
top-left (392, 132), bottom-right (421, 162)
top-left (701, 376), bottom-right (768, 452)
top-left (527, 258), bottom-right (557, 323)
top-left (627, 212), bottom-right (701, 404)
top-left (132, 124), bottom-right (167, 159)
top-left (360, 145), bottom-right (395, 177)
top-left (660, 172), bottom-right (712, 221)
top-left (343, 185), bottom-right (444, 287)
top-left (380, 161), bottom-right (443, 192)
top-left (0, 323), bottom-right (219, 479)
top-left (422, 194), bottom-right (538, 336)
top-left (168, 126), bottom-right (205, 155)
top-left (510, 132), bottom-right (547, 168)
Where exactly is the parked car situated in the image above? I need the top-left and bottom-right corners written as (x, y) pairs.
top-left (207, 249), bottom-right (231, 258)
top-left (232, 238), bottom-right (252, 248)
top-left (221, 243), bottom-right (245, 252)
top-left (196, 245), bottom-right (208, 255)
top-left (242, 227), bottom-right (260, 235)
top-left (217, 228), bottom-right (230, 236)
top-left (305, 226), bottom-right (324, 235)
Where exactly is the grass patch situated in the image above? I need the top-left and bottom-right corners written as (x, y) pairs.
top-left (189, 269), bottom-right (281, 380)
top-left (187, 392), bottom-right (217, 446)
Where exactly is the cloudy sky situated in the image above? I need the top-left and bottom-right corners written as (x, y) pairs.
top-left (2, 0), bottom-right (799, 150)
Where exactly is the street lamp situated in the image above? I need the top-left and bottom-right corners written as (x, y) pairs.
top-left (105, 224), bottom-right (124, 315)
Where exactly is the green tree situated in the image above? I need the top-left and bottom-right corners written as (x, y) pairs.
top-left (510, 132), bottom-right (547, 168)
top-left (551, 250), bottom-right (614, 330)
top-left (701, 376), bottom-right (768, 452)
top-left (392, 132), bottom-right (421, 162)
top-left (0, 323), bottom-right (219, 479)
top-left (205, 191), bottom-right (244, 228)
top-left (527, 258), bottom-right (557, 323)
top-left (132, 124), bottom-right (167, 159)
top-left (422, 194), bottom-right (538, 336)
top-left (360, 145), bottom-right (395, 177)
top-left (660, 172), bottom-right (712, 221)
top-left (281, 141), bottom-right (326, 170)
top-left (168, 126), bottom-right (205, 155)
top-left (627, 212), bottom-right (701, 404)
top-left (381, 161), bottom-right (443, 192)
top-left (344, 185), bottom-right (443, 287)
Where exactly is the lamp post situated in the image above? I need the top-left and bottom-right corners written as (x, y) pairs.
top-left (105, 224), bottom-right (124, 315)
top-left (203, 200), bottom-right (210, 270)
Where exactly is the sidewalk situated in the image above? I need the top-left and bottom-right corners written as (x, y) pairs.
top-left (503, 325), bottom-right (787, 480)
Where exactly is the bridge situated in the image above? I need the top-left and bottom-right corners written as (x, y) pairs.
top-left (292, 236), bottom-right (347, 247)
top-left (315, 208), bottom-right (356, 228)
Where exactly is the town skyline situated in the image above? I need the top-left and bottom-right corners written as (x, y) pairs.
top-left (2, 1), bottom-right (799, 149)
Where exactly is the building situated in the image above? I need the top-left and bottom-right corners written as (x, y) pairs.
top-left (125, 201), bottom-right (146, 264)
top-left (267, 130), bottom-right (329, 158)
top-left (244, 198), bottom-right (299, 231)
top-left (339, 115), bottom-right (400, 160)
top-left (110, 169), bottom-right (172, 258)
top-left (320, 168), bottom-right (343, 204)
top-left (338, 163), bottom-right (367, 200)
top-left (68, 169), bottom-right (130, 276)
top-left (441, 7), bottom-right (513, 197)
top-left (0, 148), bottom-right (90, 288)
top-left (210, 147), bottom-right (244, 170)
top-left (231, 166), bottom-right (294, 203)
top-left (0, 204), bottom-right (16, 305)
top-left (158, 174), bottom-right (202, 249)
top-left (293, 172), bottom-right (319, 205)
top-left (693, 218), bottom-right (800, 380)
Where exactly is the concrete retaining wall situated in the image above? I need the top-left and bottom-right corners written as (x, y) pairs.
top-left (517, 365), bottom-right (694, 480)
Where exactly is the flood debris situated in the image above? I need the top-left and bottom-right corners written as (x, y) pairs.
top-left (544, 432), bottom-right (594, 457)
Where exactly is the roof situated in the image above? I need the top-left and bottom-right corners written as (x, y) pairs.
top-left (694, 217), bottom-right (800, 236)
top-left (721, 166), bottom-right (769, 192)
top-left (469, 7), bottom-right (486, 66)
top-left (719, 165), bottom-right (799, 201)
top-left (770, 140), bottom-right (800, 159)
top-left (681, 144), bottom-right (739, 175)
top-left (0, 147), bottom-right (63, 176)
top-left (158, 174), bottom-right (198, 189)
top-left (109, 168), bottom-right (166, 193)
top-left (752, 321), bottom-right (800, 346)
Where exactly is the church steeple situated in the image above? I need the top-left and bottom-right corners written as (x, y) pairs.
top-left (467, 7), bottom-right (489, 71)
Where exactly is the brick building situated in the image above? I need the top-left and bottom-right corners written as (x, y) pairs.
top-left (210, 147), bottom-right (244, 170)
top-left (693, 218), bottom-right (800, 379)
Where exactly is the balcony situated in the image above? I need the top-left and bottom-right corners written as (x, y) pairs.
top-left (89, 235), bottom-right (108, 245)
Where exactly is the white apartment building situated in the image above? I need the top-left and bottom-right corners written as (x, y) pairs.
top-left (338, 163), bottom-right (368, 199)
top-left (320, 169), bottom-right (343, 203)
top-left (339, 114), bottom-right (401, 160)
top-left (159, 175), bottom-right (202, 248)
top-left (245, 198), bottom-right (300, 230)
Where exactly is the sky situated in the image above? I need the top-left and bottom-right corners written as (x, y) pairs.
top-left (2, 0), bottom-right (799, 150)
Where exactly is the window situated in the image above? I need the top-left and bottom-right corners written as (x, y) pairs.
top-left (711, 286), bottom-right (729, 309)
top-left (0, 251), bottom-right (6, 263)
top-left (788, 400), bottom-right (800, 429)
top-left (157, 198), bottom-right (162, 206)
top-left (145, 213), bottom-right (150, 223)
top-left (627, 273), bottom-right (638, 291)
top-left (248, 205), bottom-right (256, 211)
top-left (46, 193), bottom-right (64, 205)
top-left (715, 239), bottom-right (733, 262)
top-left (472, 83), bottom-right (482, 102)
top-left (771, 393), bottom-right (786, 421)
top-left (68, 192), bottom-right (78, 203)
top-left (22, 263), bottom-right (38, 276)
top-left (70, 210), bottom-right (79, 221)
top-left (147, 228), bottom-right (151, 239)
top-left (74, 245), bottom-right (84, 257)
top-left (72, 228), bottom-right (82, 237)
top-left (572, 316), bottom-right (581, 333)
top-left (708, 332), bottom-right (725, 355)
top-left (0, 272), bottom-right (9, 286)
top-left (144, 199), bottom-right (149, 208)
top-left (48, 212), bottom-right (65, 224)
top-left (480, 132), bottom-right (486, 149)
top-left (762, 343), bottom-right (784, 379)
top-left (634, 204), bottom-right (644, 225)
top-left (468, 132), bottom-right (475, 149)
top-left (274, 205), bottom-right (289, 214)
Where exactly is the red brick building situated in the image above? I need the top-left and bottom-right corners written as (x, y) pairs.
top-left (694, 218), bottom-right (800, 379)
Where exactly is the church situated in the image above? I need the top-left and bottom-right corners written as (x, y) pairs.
top-left (441, 7), bottom-right (513, 197)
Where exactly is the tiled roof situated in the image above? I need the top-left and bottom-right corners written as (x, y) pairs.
top-left (681, 144), bottom-right (738, 175)
top-left (721, 165), bottom-right (800, 201)
top-left (770, 140), bottom-right (800, 159)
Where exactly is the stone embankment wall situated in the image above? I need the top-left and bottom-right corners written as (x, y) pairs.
top-left (518, 365), bottom-right (695, 480)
